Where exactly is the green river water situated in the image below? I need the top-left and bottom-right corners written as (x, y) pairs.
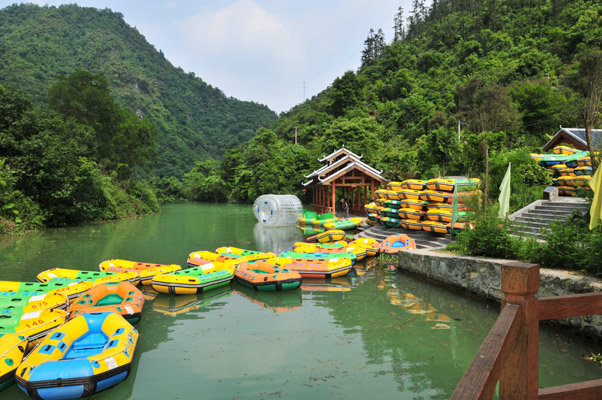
top-left (1, 202), bottom-right (600, 399)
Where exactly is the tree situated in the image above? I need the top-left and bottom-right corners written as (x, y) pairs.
top-left (573, 48), bottom-right (602, 169)
top-left (509, 80), bottom-right (567, 144)
top-left (328, 71), bottom-right (361, 117)
top-left (420, 127), bottom-right (460, 176)
top-left (361, 29), bottom-right (386, 67)
top-left (393, 7), bottom-right (405, 43)
top-left (48, 69), bottom-right (157, 174)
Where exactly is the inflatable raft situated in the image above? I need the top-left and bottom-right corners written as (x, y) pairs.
top-left (273, 256), bottom-right (353, 279)
top-left (425, 209), bottom-right (472, 223)
top-left (294, 241), bottom-right (347, 254)
top-left (399, 219), bottom-right (424, 230)
top-left (0, 292), bottom-right (69, 313)
top-left (279, 251), bottom-right (356, 265)
top-left (0, 334), bottom-right (28, 391)
top-left (379, 234), bottom-right (417, 254)
top-left (399, 199), bottom-right (428, 210)
top-left (398, 189), bottom-right (422, 201)
top-left (399, 179), bottom-right (426, 190)
top-left (68, 281), bottom-right (145, 324)
top-left (348, 238), bottom-right (380, 257)
top-left (151, 261), bottom-right (235, 295)
top-left (425, 178), bottom-right (480, 192)
top-left (397, 208), bottom-right (425, 220)
top-left (16, 312), bottom-right (138, 400)
top-left (37, 268), bottom-right (137, 286)
top-left (215, 247), bottom-right (277, 262)
top-left (0, 281), bottom-right (94, 302)
top-left (306, 229), bottom-right (346, 243)
top-left (323, 217), bottom-right (363, 230)
top-left (99, 260), bottom-right (181, 286)
top-left (381, 216), bottom-right (402, 228)
top-left (235, 261), bottom-right (302, 291)
top-left (0, 308), bottom-right (67, 343)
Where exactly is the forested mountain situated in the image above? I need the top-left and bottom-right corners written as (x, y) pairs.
top-left (0, 4), bottom-right (278, 177)
top-left (190, 0), bottom-right (601, 206)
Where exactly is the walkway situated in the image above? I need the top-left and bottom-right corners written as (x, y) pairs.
top-left (355, 223), bottom-right (451, 250)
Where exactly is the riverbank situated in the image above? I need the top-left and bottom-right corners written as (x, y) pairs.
top-left (395, 248), bottom-right (602, 340)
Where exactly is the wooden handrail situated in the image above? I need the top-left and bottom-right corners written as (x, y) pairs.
top-left (453, 262), bottom-right (602, 399)
top-left (539, 379), bottom-right (602, 400)
top-left (450, 304), bottom-right (522, 400)
top-left (539, 292), bottom-right (602, 320)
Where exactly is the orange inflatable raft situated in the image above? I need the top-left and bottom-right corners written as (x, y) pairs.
top-left (235, 261), bottom-right (302, 291)
top-left (273, 256), bottom-right (353, 279)
top-left (379, 234), bottom-right (417, 254)
top-left (68, 281), bottom-right (145, 324)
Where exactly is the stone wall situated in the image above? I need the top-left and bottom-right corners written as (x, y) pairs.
top-left (395, 248), bottom-right (602, 340)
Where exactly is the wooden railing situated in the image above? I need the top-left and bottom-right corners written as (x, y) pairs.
top-left (451, 262), bottom-right (602, 400)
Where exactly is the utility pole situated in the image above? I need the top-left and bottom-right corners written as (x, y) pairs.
top-left (301, 80), bottom-right (308, 102)
top-left (294, 127), bottom-right (298, 145)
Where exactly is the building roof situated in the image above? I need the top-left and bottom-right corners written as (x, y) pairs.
top-left (303, 147), bottom-right (386, 186)
top-left (542, 128), bottom-right (602, 152)
top-left (317, 146), bottom-right (363, 163)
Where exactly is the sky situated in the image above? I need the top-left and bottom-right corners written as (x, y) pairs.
top-left (6, 0), bottom-right (413, 113)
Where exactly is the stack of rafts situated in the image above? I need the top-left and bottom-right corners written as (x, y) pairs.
top-left (364, 178), bottom-right (480, 234)
top-left (531, 146), bottom-right (593, 196)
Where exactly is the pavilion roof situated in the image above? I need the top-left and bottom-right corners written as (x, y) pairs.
top-left (317, 146), bottom-right (363, 163)
top-left (303, 147), bottom-right (386, 186)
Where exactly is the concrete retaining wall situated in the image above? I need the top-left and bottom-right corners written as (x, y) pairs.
top-left (395, 249), bottom-right (602, 340)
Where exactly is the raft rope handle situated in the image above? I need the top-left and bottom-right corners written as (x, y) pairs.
top-left (0, 336), bottom-right (29, 358)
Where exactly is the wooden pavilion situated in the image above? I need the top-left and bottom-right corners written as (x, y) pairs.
top-left (302, 147), bottom-right (387, 217)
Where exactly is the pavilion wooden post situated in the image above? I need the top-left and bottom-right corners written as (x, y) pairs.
top-left (331, 181), bottom-right (336, 217)
top-left (499, 262), bottom-right (539, 400)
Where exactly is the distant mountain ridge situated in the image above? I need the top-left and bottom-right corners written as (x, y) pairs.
top-left (0, 3), bottom-right (278, 177)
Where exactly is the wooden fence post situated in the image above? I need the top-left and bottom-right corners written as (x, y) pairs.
top-left (499, 262), bottom-right (540, 400)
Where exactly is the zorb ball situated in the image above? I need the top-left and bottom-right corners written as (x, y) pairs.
top-left (253, 194), bottom-right (303, 226)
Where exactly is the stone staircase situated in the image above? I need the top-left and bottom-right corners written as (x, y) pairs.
top-left (355, 224), bottom-right (451, 250)
top-left (509, 197), bottom-right (590, 240)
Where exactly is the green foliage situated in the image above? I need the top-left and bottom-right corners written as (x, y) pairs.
top-left (0, 4), bottom-right (278, 177)
top-left (48, 69), bottom-right (157, 174)
top-left (0, 158), bottom-right (44, 233)
top-left (450, 209), bottom-right (602, 276)
top-left (0, 82), bottom-right (159, 233)
top-left (447, 210), bottom-right (519, 259)
top-left (527, 213), bottom-right (602, 275)
top-left (489, 147), bottom-right (553, 211)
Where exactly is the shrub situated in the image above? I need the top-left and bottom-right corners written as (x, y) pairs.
top-left (448, 211), bottom-right (519, 259)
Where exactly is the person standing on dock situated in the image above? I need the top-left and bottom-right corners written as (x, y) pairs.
top-left (343, 198), bottom-right (349, 218)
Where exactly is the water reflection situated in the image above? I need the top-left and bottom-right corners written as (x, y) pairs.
top-left (301, 276), bottom-right (353, 292)
top-left (151, 285), bottom-right (234, 317)
top-left (253, 223), bottom-right (304, 254)
top-left (234, 284), bottom-right (302, 313)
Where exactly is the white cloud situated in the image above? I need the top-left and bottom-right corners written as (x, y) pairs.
top-left (179, 0), bottom-right (305, 78)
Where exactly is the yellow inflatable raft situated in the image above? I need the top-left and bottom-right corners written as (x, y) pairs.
top-left (0, 334), bottom-right (28, 391)
top-left (151, 261), bottom-right (236, 295)
top-left (99, 260), bottom-right (181, 286)
top-left (16, 312), bottom-right (138, 399)
top-left (36, 268), bottom-right (137, 286)
top-left (0, 281), bottom-right (94, 302)
top-left (0, 308), bottom-right (67, 344)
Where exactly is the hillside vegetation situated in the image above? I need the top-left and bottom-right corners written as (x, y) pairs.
top-left (183, 0), bottom-right (601, 208)
top-left (0, 4), bottom-right (278, 177)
